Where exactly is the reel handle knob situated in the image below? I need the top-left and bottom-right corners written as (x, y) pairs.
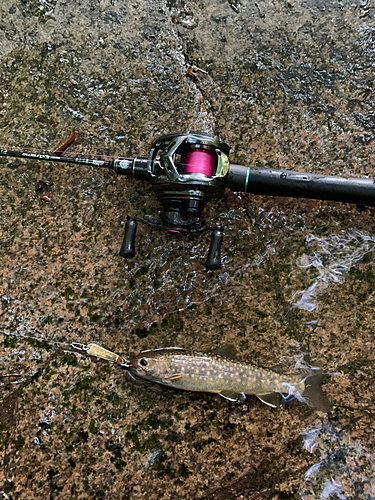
top-left (119, 217), bottom-right (138, 258)
top-left (205, 228), bottom-right (223, 270)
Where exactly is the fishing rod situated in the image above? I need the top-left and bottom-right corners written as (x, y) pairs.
top-left (1, 131), bottom-right (375, 269)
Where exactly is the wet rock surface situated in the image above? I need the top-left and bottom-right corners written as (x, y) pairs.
top-left (0, 0), bottom-right (375, 498)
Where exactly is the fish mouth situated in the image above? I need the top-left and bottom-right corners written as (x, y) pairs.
top-left (125, 364), bottom-right (143, 381)
top-left (124, 363), bottom-right (138, 375)
top-left (127, 364), bottom-right (138, 374)
top-left (127, 364), bottom-right (149, 378)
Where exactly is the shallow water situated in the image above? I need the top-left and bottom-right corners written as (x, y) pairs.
top-left (1, 0), bottom-right (375, 498)
top-left (300, 422), bottom-right (375, 500)
top-left (290, 229), bottom-right (375, 311)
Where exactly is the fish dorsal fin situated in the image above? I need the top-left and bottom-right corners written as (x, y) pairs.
top-left (269, 364), bottom-right (285, 374)
top-left (140, 347), bottom-right (188, 354)
top-left (257, 393), bottom-right (281, 408)
top-left (218, 391), bottom-right (246, 403)
top-left (212, 344), bottom-right (237, 360)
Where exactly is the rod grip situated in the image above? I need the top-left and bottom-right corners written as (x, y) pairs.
top-left (119, 218), bottom-right (138, 258)
top-left (225, 164), bottom-right (375, 207)
top-left (205, 229), bottom-right (223, 270)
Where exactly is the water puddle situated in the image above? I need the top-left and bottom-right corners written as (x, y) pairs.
top-left (114, 237), bottom-right (226, 329)
top-left (300, 422), bottom-right (375, 499)
top-left (290, 229), bottom-right (375, 311)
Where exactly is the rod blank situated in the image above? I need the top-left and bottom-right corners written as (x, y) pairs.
top-left (0, 149), bottom-right (113, 169)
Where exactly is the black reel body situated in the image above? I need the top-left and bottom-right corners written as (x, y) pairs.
top-left (117, 132), bottom-right (230, 269)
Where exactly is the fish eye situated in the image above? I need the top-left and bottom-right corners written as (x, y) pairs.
top-left (139, 358), bottom-right (148, 367)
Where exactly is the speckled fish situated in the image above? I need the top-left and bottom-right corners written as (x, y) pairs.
top-left (129, 347), bottom-right (331, 412)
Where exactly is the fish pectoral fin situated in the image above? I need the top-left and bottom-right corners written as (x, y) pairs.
top-left (218, 391), bottom-right (246, 403)
top-left (165, 374), bottom-right (185, 382)
top-left (256, 393), bottom-right (281, 408)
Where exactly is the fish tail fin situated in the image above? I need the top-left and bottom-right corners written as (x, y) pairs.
top-left (296, 371), bottom-right (331, 413)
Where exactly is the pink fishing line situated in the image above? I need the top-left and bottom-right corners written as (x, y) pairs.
top-left (184, 149), bottom-right (215, 176)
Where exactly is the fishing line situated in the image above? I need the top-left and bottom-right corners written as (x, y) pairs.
top-left (1, 330), bottom-right (132, 368)
top-left (184, 148), bottom-right (215, 176)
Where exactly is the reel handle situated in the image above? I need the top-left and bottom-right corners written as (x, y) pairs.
top-left (119, 217), bottom-right (138, 258)
top-left (205, 229), bottom-right (223, 270)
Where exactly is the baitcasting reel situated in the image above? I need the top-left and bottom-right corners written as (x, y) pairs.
top-left (2, 130), bottom-right (375, 270)
top-left (112, 132), bottom-right (231, 269)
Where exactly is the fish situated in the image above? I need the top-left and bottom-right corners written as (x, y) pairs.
top-left (128, 347), bottom-right (331, 412)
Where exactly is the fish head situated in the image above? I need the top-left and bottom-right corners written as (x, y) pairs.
top-left (129, 349), bottom-right (178, 383)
